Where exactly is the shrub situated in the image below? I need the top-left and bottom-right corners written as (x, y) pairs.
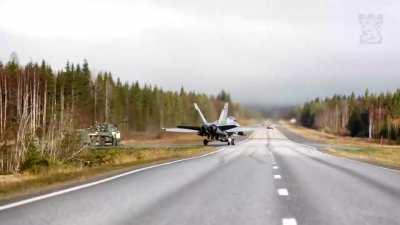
top-left (58, 130), bottom-right (84, 160)
top-left (21, 141), bottom-right (49, 173)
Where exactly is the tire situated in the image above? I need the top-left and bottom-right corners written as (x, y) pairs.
top-left (227, 138), bottom-right (232, 146)
top-left (232, 139), bottom-right (235, 145)
top-left (100, 137), bottom-right (106, 146)
top-left (203, 139), bottom-right (209, 146)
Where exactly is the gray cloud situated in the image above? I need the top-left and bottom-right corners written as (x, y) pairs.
top-left (1, 0), bottom-right (399, 105)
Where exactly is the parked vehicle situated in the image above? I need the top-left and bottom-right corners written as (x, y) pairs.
top-left (86, 123), bottom-right (121, 146)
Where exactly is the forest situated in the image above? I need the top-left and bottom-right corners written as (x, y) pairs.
top-left (297, 89), bottom-right (400, 143)
top-left (0, 54), bottom-right (255, 173)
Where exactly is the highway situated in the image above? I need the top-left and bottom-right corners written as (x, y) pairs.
top-left (0, 127), bottom-right (399, 225)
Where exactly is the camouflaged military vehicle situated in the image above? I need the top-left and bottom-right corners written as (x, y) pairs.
top-left (86, 123), bottom-right (121, 146)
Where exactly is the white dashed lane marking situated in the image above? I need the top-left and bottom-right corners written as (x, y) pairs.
top-left (274, 175), bottom-right (282, 179)
top-left (278, 188), bottom-right (289, 196)
top-left (268, 132), bottom-right (298, 225)
top-left (282, 218), bottom-right (297, 225)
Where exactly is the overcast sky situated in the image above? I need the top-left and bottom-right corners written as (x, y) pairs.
top-left (0, 0), bottom-right (399, 105)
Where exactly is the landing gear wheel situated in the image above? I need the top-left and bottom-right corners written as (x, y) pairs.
top-left (100, 137), bottom-right (106, 146)
top-left (231, 139), bottom-right (235, 145)
top-left (203, 139), bottom-right (209, 146)
top-left (227, 138), bottom-right (232, 146)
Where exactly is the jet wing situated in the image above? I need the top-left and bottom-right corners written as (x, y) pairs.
top-left (162, 125), bottom-right (200, 133)
top-left (162, 128), bottom-right (198, 133)
top-left (217, 124), bottom-right (237, 131)
top-left (225, 127), bottom-right (254, 134)
top-left (177, 125), bottom-right (201, 131)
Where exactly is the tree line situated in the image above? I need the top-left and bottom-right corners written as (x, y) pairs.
top-left (0, 54), bottom-right (254, 173)
top-left (296, 89), bottom-right (400, 143)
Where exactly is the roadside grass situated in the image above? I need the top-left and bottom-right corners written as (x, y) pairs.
top-left (122, 132), bottom-right (203, 145)
top-left (0, 146), bottom-right (214, 201)
top-left (279, 121), bottom-right (337, 142)
top-left (280, 120), bottom-right (400, 169)
top-left (280, 121), bottom-right (400, 149)
top-left (328, 147), bottom-right (400, 169)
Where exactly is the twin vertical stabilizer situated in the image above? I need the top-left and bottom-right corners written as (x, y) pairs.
top-left (194, 103), bottom-right (208, 124)
top-left (193, 102), bottom-right (229, 125)
top-left (218, 103), bottom-right (229, 125)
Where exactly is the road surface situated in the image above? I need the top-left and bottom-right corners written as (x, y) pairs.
top-left (1, 127), bottom-right (400, 225)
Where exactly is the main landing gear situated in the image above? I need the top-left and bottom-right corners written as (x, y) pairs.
top-left (203, 138), bottom-right (235, 146)
top-left (227, 138), bottom-right (235, 146)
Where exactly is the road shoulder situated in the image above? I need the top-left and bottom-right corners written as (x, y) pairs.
top-left (0, 146), bottom-right (215, 205)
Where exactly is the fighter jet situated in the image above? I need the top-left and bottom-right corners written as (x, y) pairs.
top-left (163, 102), bottom-right (251, 146)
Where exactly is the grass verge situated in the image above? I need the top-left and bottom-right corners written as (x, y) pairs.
top-left (328, 147), bottom-right (400, 169)
top-left (280, 120), bottom-right (400, 169)
top-left (280, 120), bottom-right (400, 149)
top-left (0, 146), bottom-right (214, 201)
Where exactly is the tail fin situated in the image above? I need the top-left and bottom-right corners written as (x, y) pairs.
top-left (194, 103), bottom-right (208, 124)
top-left (218, 103), bottom-right (229, 125)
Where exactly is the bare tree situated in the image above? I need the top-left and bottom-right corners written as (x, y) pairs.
top-left (105, 76), bottom-right (109, 122)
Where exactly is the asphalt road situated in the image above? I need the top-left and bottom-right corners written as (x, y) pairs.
top-left (1, 127), bottom-right (400, 225)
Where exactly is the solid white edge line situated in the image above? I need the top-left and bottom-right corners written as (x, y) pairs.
top-left (0, 147), bottom-right (228, 212)
top-left (282, 218), bottom-right (297, 225)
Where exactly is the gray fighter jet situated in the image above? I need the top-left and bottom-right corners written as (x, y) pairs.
top-left (163, 103), bottom-right (251, 146)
